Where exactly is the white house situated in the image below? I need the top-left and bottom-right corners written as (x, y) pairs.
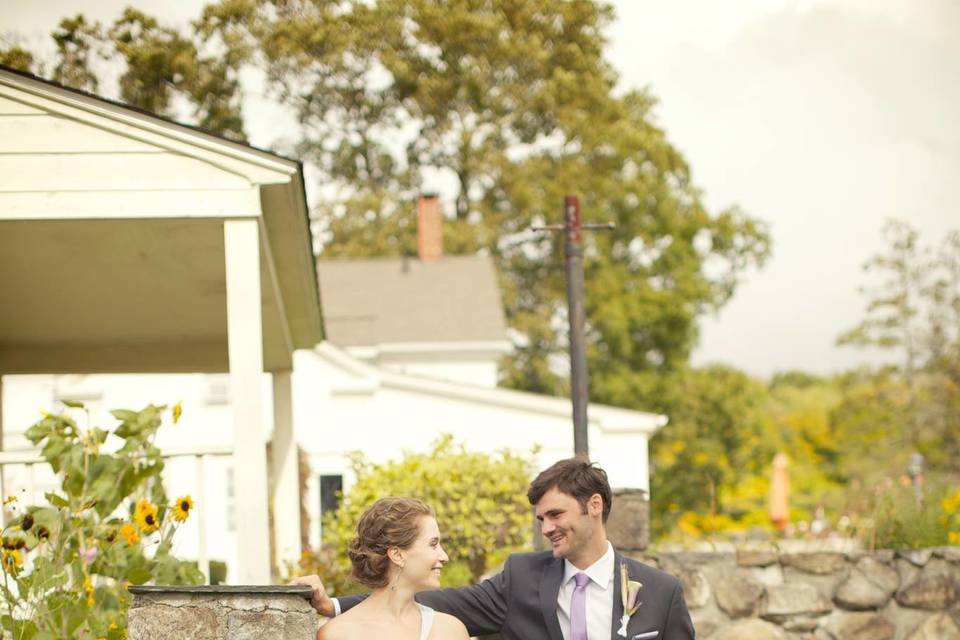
top-left (0, 66), bottom-right (668, 585)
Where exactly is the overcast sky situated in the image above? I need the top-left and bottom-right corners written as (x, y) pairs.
top-left (3, 0), bottom-right (957, 377)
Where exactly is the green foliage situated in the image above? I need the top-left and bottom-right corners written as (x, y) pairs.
top-left (0, 46), bottom-right (35, 72)
top-left (305, 436), bottom-right (534, 592)
top-left (838, 220), bottom-right (960, 470)
top-left (0, 403), bottom-right (201, 640)
top-left (192, 0), bottom-right (770, 401)
top-left (864, 483), bottom-right (959, 550)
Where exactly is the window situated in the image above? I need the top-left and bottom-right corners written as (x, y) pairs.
top-left (319, 475), bottom-right (343, 516)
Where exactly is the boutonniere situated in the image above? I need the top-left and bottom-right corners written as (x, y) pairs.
top-left (617, 562), bottom-right (643, 637)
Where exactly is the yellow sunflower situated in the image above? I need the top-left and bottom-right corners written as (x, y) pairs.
top-left (119, 523), bottom-right (140, 545)
top-left (172, 495), bottom-right (194, 523)
top-left (1, 549), bottom-right (22, 574)
top-left (134, 500), bottom-right (159, 534)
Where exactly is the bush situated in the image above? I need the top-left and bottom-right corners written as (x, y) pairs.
top-left (864, 481), bottom-right (959, 549)
top-left (293, 436), bottom-right (535, 592)
top-left (0, 402), bottom-right (202, 640)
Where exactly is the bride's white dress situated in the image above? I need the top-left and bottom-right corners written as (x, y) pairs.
top-left (417, 603), bottom-right (435, 640)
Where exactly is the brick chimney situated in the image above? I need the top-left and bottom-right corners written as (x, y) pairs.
top-left (416, 194), bottom-right (443, 263)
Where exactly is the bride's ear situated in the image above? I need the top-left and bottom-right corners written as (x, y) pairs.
top-left (386, 547), bottom-right (404, 567)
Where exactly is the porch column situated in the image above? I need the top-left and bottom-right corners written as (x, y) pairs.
top-left (224, 220), bottom-right (271, 584)
top-left (271, 370), bottom-right (302, 573)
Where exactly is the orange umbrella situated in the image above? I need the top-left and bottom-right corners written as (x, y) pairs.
top-left (769, 453), bottom-right (790, 534)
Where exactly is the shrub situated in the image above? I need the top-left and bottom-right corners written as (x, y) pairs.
top-left (293, 436), bottom-right (534, 592)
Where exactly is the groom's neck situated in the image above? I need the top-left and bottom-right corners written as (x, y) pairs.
top-left (567, 534), bottom-right (610, 570)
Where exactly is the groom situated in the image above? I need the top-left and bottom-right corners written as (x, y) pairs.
top-left (297, 457), bottom-right (695, 639)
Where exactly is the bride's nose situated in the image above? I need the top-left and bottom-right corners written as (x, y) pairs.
top-left (439, 546), bottom-right (449, 563)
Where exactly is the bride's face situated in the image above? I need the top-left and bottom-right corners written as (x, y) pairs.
top-left (401, 515), bottom-right (449, 590)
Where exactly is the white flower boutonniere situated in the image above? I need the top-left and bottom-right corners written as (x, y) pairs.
top-left (617, 562), bottom-right (643, 637)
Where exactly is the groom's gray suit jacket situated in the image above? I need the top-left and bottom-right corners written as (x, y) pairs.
top-left (339, 549), bottom-right (695, 639)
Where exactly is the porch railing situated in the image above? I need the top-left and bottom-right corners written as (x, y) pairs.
top-left (0, 445), bottom-right (233, 583)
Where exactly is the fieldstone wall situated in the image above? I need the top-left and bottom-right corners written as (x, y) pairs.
top-left (630, 547), bottom-right (960, 640)
top-left (127, 585), bottom-right (317, 640)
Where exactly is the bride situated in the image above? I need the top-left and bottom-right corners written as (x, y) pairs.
top-left (317, 497), bottom-right (469, 640)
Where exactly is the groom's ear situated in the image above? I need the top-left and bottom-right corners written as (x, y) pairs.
top-left (587, 493), bottom-right (604, 518)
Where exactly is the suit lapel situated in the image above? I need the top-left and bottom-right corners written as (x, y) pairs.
top-left (539, 556), bottom-right (565, 640)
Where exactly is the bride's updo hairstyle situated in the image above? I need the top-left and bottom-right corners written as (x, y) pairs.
top-left (347, 497), bottom-right (433, 588)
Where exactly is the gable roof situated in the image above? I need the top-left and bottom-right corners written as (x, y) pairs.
top-left (317, 255), bottom-right (507, 347)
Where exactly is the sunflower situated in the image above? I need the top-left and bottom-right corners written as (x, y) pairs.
top-left (119, 523), bottom-right (139, 545)
top-left (134, 500), bottom-right (159, 534)
top-left (1, 549), bottom-right (22, 574)
top-left (172, 495), bottom-right (194, 522)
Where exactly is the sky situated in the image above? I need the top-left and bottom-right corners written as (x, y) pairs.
top-left (2, 0), bottom-right (957, 377)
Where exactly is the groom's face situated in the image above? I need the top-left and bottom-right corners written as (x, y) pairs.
top-left (535, 487), bottom-right (601, 562)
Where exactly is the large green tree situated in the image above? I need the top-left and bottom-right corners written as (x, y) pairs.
top-left (195, 0), bottom-right (771, 404)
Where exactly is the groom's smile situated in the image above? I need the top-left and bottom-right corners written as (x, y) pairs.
top-left (535, 487), bottom-right (605, 567)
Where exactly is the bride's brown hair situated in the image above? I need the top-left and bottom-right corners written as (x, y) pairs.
top-left (347, 497), bottom-right (433, 588)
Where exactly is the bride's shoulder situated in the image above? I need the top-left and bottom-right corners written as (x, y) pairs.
top-left (431, 612), bottom-right (469, 639)
top-left (316, 615), bottom-right (350, 640)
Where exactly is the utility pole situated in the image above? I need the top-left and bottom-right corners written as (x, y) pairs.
top-left (534, 195), bottom-right (613, 457)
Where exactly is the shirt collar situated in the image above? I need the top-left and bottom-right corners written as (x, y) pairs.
top-left (563, 541), bottom-right (615, 590)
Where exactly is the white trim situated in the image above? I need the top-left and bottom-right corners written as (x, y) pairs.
top-left (0, 71), bottom-right (296, 184)
top-left (314, 342), bottom-right (667, 435)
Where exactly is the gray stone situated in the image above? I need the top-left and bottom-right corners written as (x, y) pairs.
top-left (284, 612), bottom-right (320, 640)
top-left (657, 557), bottom-right (711, 609)
top-left (905, 613), bottom-right (960, 640)
top-left (607, 489), bottom-right (650, 551)
top-left (896, 573), bottom-right (957, 609)
top-left (761, 583), bottom-right (832, 620)
top-left (679, 567), bottom-right (712, 609)
top-left (899, 549), bottom-right (935, 567)
top-left (834, 558), bottom-right (900, 610)
top-left (738, 550), bottom-right (779, 567)
top-left (824, 611), bottom-right (895, 640)
top-left (715, 574), bottom-right (764, 618)
top-left (781, 616), bottom-right (820, 631)
top-left (227, 610), bottom-right (286, 640)
top-left (857, 556), bottom-right (901, 593)
top-left (714, 619), bottom-right (787, 640)
top-left (780, 553), bottom-right (847, 575)
top-left (128, 604), bottom-right (226, 640)
top-left (936, 547), bottom-right (960, 562)
top-left (127, 587), bottom-right (318, 640)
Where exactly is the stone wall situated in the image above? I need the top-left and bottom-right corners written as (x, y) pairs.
top-left (630, 547), bottom-right (960, 640)
top-left (127, 585), bottom-right (317, 640)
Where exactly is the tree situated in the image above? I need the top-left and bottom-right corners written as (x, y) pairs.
top-left (1, 11), bottom-right (246, 140)
top-left (195, 0), bottom-right (771, 403)
top-left (838, 220), bottom-right (960, 471)
top-left (318, 436), bottom-right (534, 588)
top-left (649, 366), bottom-right (773, 536)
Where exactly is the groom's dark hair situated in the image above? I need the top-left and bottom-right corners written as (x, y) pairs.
top-left (527, 457), bottom-right (613, 523)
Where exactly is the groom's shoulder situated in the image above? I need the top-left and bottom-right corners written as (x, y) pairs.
top-left (503, 550), bottom-right (556, 571)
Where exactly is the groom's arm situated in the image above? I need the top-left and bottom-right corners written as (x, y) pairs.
top-left (412, 564), bottom-right (510, 637)
top-left (661, 580), bottom-right (696, 639)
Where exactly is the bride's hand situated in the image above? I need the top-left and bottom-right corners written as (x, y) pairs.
top-left (290, 574), bottom-right (335, 617)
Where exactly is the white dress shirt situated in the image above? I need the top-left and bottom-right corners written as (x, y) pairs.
top-left (557, 541), bottom-right (615, 640)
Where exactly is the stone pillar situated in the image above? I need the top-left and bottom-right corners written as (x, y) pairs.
top-left (127, 585), bottom-right (317, 640)
top-left (606, 488), bottom-right (650, 551)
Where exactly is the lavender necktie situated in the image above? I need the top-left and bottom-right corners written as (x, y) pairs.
top-left (570, 572), bottom-right (590, 640)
